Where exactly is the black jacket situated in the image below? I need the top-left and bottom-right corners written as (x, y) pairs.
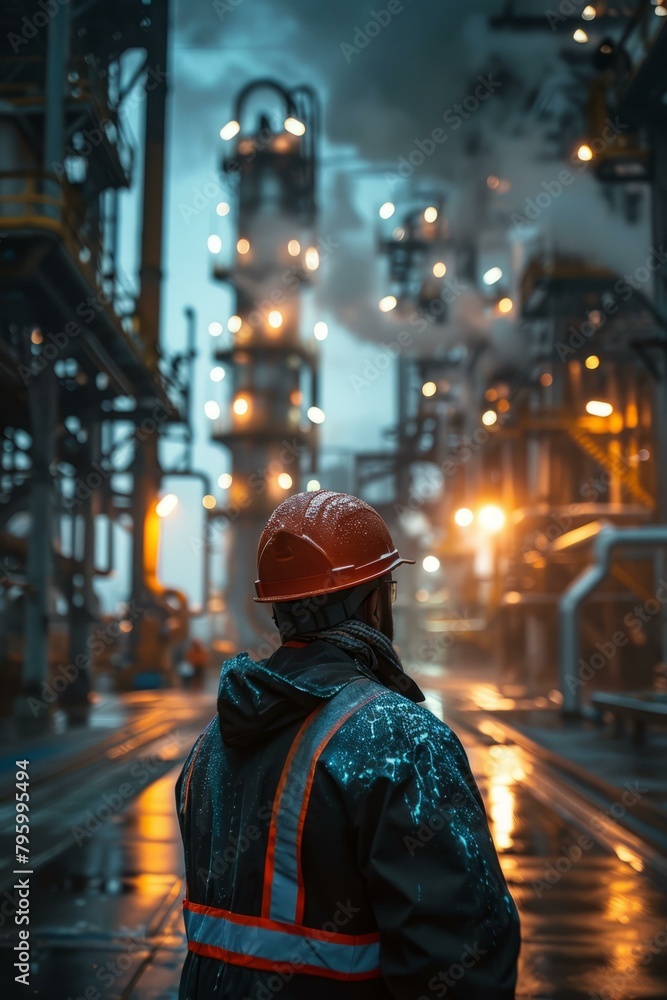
top-left (176, 639), bottom-right (520, 999)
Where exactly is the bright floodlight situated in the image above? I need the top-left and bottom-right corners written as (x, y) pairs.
top-left (483, 267), bottom-right (503, 285)
top-left (379, 202), bottom-right (395, 219)
top-left (498, 297), bottom-right (513, 314)
top-left (422, 381), bottom-right (437, 397)
top-left (577, 144), bottom-right (594, 162)
top-left (582, 5), bottom-right (596, 18)
top-left (433, 261), bottom-right (447, 277)
top-left (204, 400), bottom-right (221, 420)
top-left (277, 472), bottom-right (293, 489)
top-left (305, 247), bottom-right (320, 270)
top-left (454, 507), bottom-right (474, 527)
top-left (216, 201), bottom-right (230, 216)
top-left (288, 239), bottom-right (301, 256)
top-left (314, 322), bottom-right (328, 341)
top-left (573, 28), bottom-right (588, 42)
top-left (423, 555), bottom-right (441, 573)
top-left (268, 310), bottom-right (283, 329)
top-left (478, 504), bottom-right (505, 533)
top-left (208, 321), bottom-right (223, 337)
top-left (586, 400), bottom-right (613, 417)
top-left (220, 120), bottom-right (240, 140)
top-left (307, 479), bottom-right (321, 491)
top-left (156, 493), bottom-right (178, 518)
top-left (424, 206), bottom-right (438, 223)
top-left (237, 238), bottom-right (250, 255)
top-left (585, 355), bottom-right (600, 370)
top-left (307, 406), bottom-right (325, 424)
top-left (482, 410), bottom-right (498, 426)
top-left (233, 396), bottom-right (249, 416)
top-left (207, 235), bottom-right (222, 254)
top-left (202, 495), bottom-right (216, 509)
top-left (218, 473), bottom-right (232, 489)
top-left (228, 315), bottom-right (242, 333)
top-left (210, 367), bottom-right (225, 382)
top-left (379, 295), bottom-right (397, 313)
top-left (284, 117), bottom-right (306, 136)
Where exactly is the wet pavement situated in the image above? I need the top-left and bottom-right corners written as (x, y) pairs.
top-left (1, 674), bottom-right (666, 999)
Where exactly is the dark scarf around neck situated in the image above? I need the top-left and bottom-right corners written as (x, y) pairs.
top-left (308, 619), bottom-right (424, 704)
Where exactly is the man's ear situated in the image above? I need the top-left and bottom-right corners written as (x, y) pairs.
top-left (362, 588), bottom-right (381, 628)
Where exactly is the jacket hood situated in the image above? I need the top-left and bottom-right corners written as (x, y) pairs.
top-left (216, 640), bottom-right (373, 748)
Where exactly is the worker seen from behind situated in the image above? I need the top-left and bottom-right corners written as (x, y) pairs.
top-left (176, 490), bottom-right (520, 999)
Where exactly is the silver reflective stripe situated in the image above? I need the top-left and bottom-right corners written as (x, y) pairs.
top-left (184, 907), bottom-right (381, 977)
top-left (267, 679), bottom-right (384, 923)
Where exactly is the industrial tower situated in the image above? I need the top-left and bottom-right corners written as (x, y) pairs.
top-left (0, 0), bottom-right (201, 726)
top-left (211, 80), bottom-right (320, 650)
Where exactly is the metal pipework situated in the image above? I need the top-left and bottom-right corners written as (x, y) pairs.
top-left (559, 524), bottom-right (667, 715)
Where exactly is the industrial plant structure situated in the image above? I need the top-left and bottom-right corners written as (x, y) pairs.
top-left (0, 0), bottom-right (200, 726)
top-left (209, 80), bottom-right (320, 650)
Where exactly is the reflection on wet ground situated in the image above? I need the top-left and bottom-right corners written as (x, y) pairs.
top-left (0, 684), bottom-right (666, 998)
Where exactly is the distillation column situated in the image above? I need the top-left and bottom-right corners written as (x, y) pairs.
top-left (212, 82), bottom-right (320, 650)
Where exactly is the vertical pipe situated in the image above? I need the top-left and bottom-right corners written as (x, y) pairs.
top-left (21, 366), bottom-right (57, 700)
top-left (19, 0), bottom-right (68, 722)
top-left (131, 0), bottom-right (170, 656)
top-left (184, 306), bottom-right (196, 470)
top-left (651, 129), bottom-right (667, 671)
top-left (42, 1), bottom-right (69, 174)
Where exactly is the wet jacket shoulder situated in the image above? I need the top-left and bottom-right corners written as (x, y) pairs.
top-left (312, 688), bottom-right (520, 999)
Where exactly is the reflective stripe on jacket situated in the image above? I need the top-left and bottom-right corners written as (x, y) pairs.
top-left (181, 678), bottom-right (384, 980)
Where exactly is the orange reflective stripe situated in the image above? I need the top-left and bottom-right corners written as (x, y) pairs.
top-left (293, 688), bottom-right (385, 924)
top-left (261, 705), bottom-right (320, 919)
top-left (183, 899), bottom-right (381, 979)
top-left (264, 680), bottom-right (385, 924)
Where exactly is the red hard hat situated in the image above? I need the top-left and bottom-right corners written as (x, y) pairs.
top-left (255, 490), bottom-right (414, 602)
